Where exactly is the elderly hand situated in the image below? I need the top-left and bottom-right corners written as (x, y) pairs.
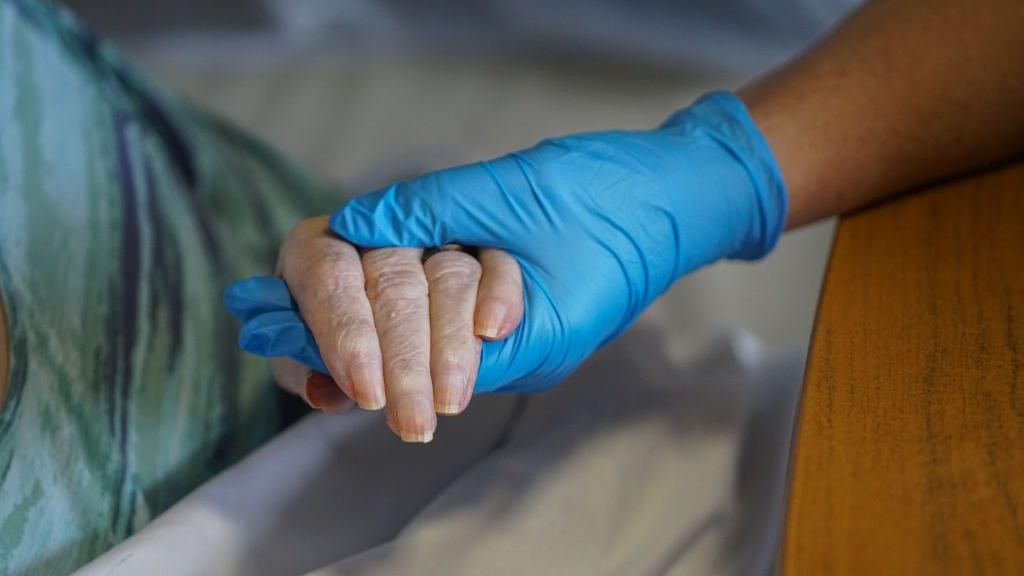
top-left (226, 216), bottom-right (523, 442)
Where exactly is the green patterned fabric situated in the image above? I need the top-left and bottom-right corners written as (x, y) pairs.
top-left (0, 1), bottom-right (341, 573)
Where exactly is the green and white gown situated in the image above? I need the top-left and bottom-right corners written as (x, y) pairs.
top-left (0, 1), bottom-right (343, 573)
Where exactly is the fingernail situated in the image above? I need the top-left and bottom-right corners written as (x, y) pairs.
top-left (401, 429), bottom-right (434, 443)
top-left (306, 389), bottom-right (323, 410)
top-left (358, 392), bottom-right (386, 411)
top-left (435, 372), bottom-right (467, 415)
top-left (351, 364), bottom-right (386, 410)
top-left (305, 368), bottom-right (350, 409)
top-left (476, 301), bottom-right (508, 339)
top-left (395, 396), bottom-right (436, 443)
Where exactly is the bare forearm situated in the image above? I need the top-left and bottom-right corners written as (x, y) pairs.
top-left (739, 0), bottom-right (1024, 229)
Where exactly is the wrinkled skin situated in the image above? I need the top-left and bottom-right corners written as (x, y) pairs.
top-left (274, 216), bottom-right (523, 442)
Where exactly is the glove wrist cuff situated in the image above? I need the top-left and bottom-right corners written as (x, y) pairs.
top-left (664, 91), bottom-right (789, 261)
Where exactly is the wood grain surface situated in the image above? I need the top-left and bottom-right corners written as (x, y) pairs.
top-left (781, 162), bottom-right (1024, 575)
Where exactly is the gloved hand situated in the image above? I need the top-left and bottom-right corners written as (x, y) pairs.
top-left (225, 275), bottom-right (329, 374)
top-left (330, 91), bottom-right (787, 392)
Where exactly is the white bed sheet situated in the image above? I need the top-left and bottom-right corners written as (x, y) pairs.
top-left (77, 326), bottom-right (803, 576)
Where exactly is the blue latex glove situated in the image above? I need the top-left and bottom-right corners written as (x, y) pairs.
top-left (227, 91), bottom-right (787, 393)
top-left (225, 276), bottom-right (328, 374)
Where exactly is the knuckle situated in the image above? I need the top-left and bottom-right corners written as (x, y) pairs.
top-left (435, 318), bottom-right (479, 348)
top-left (282, 218), bottom-right (328, 254)
top-left (362, 247), bottom-right (419, 269)
top-left (367, 267), bottom-right (428, 303)
top-left (480, 266), bottom-right (522, 299)
top-left (332, 310), bottom-right (375, 339)
top-left (481, 248), bottom-right (520, 271)
top-left (302, 284), bottom-right (362, 323)
top-left (292, 218), bottom-right (324, 238)
top-left (426, 253), bottom-right (481, 290)
top-left (336, 319), bottom-right (380, 359)
top-left (292, 266), bottom-right (361, 307)
top-left (438, 319), bottom-right (475, 343)
top-left (345, 344), bottom-right (379, 370)
top-left (304, 246), bottom-right (357, 279)
top-left (388, 349), bottom-right (431, 381)
top-left (283, 218), bottom-right (316, 245)
top-left (435, 338), bottom-right (479, 372)
top-left (281, 238), bottom-right (361, 293)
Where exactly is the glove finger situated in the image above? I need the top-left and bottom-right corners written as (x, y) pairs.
top-left (329, 158), bottom-right (528, 250)
top-left (473, 262), bottom-right (584, 394)
top-left (238, 309), bottom-right (328, 374)
top-left (224, 276), bottom-right (296, 322)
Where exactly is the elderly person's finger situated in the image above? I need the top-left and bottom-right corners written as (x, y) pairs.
top-left (270, 357), bottom-right (352, 414)
top-left (475, 249), bottom-right (525, 340)
top-left (423, 248), bottom-right (483, 415)
top-left (278, 217), bottom-right (385, 410)
top-left (363, 248), bottom-right (437, 443)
